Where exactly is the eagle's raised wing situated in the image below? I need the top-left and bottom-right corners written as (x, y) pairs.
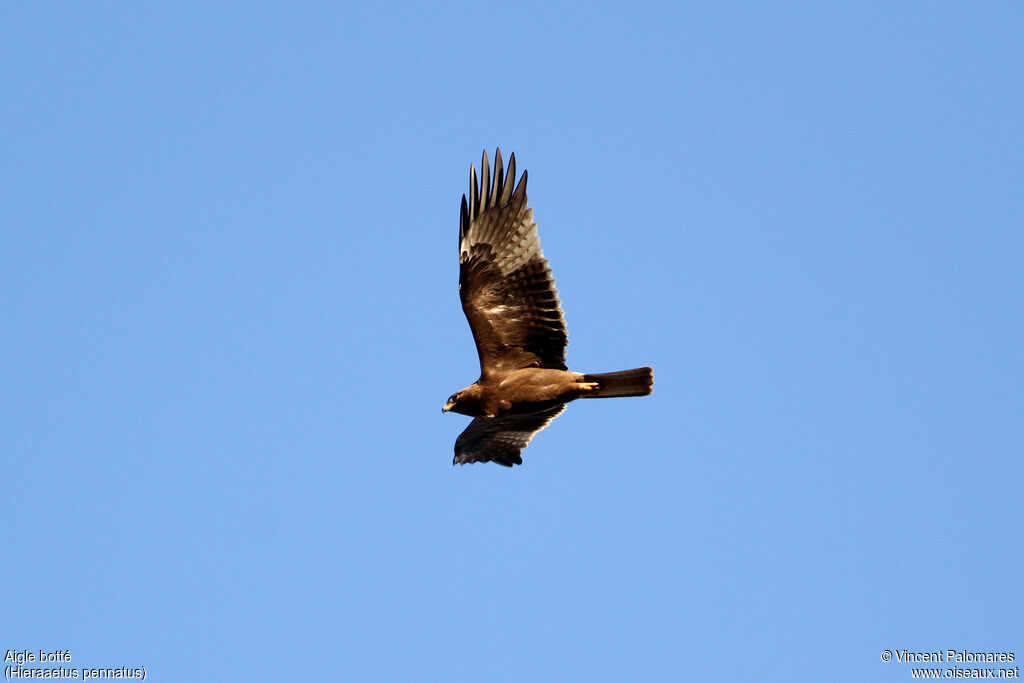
top-left (453, 405), bottom-right (567, 467)
top-left (459, 149), bottom-right (568, 379)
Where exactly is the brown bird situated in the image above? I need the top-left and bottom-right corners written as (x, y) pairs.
top-left (443, 149), bottom-right (653, 466)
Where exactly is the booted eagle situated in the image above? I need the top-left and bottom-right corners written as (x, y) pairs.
top-left (443, 149), bottom-right (653, 466)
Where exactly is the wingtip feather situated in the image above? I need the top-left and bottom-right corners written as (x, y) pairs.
top-left (459, 194), bottom-right (469, 241)
top-left (473, 163), bottom-right (482, 218)
top-left (500, 153), bottom-right (515, 205)
top-left (493, 148), bottom-right (505, 205)
top-left (480, 149), bottom-right (491, 208)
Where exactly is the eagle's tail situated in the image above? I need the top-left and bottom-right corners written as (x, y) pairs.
top-left (580, 367), bottom-right (654, 398)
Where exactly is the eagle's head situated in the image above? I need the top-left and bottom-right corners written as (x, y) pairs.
top-left (442, 385), bottom-right (485, 416)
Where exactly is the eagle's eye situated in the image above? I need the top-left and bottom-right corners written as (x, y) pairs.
top-left (449, 394), bottom-right (458, 404)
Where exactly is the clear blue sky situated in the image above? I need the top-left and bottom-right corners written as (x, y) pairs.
top-left (3, 2), bottom-right (1021, 681)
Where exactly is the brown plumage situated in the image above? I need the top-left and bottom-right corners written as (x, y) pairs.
top-left (443, 149), bottom-right (653, 466)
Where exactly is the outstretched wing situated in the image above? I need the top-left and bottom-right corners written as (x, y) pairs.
top-left (453, 405), bottom-right (567, 467)
top-left (459, 149), bottom-right (568, 379)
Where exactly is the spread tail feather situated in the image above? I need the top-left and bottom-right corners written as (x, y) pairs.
top-left (581, 367), bottom-right (654, 398)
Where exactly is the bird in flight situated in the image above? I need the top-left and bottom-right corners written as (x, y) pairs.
top-left (443, 149), bottom-right (653, 466)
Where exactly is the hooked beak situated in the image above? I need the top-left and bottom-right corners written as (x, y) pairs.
top-left (442, 401), bottom-right (455, 413)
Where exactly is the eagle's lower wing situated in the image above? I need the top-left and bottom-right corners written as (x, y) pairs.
top-left (453, 405), bottom-right (567, 467)
top-left (459, 149), bottom-right (568, 379)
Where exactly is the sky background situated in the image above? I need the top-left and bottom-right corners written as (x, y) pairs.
top-left (3, 2), bottom-right (1022, 681)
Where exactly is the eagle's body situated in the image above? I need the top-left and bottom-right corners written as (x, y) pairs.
top-left (445, 367), bottom-right (592, 419)
top-left (444, 150), bottom-right (653, 466)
